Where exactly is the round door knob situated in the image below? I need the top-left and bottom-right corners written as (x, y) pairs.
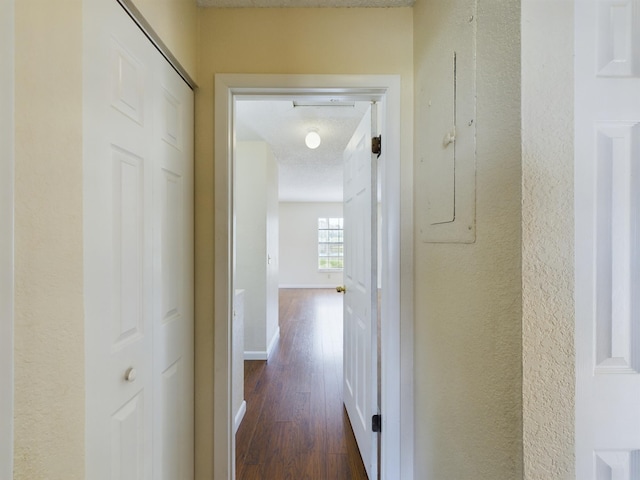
top-left (336, 285), bottom-right (347, 294)
top-left (124, 367), bottom-right (137, 382)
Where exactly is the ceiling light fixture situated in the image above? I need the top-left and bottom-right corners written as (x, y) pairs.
top-left (305, 131), bottom-right (321, 149)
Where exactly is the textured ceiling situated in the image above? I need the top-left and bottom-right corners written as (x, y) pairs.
top-left (199, 0), bottom-right (413, 7)
top-left (235, 100), bottom-right (370, 202)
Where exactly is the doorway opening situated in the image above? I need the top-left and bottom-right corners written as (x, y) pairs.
top-left (233, 97), bottom-right (376, 478)
top-left (213, 74), bottom-right (413, 480)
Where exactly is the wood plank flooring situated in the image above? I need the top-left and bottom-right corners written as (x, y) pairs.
top-left (236, 288), bottom-right (369, 480)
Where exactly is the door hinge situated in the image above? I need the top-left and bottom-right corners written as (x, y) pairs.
top-left (372, 414), bottom-right (382, 433)
top-left (372, 135), bottom-right (382, 158)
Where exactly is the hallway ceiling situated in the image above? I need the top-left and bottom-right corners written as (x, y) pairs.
top-left (235, 100), bottom-right (370, 203)
top-left (198, 0), bottom-right (413, 7)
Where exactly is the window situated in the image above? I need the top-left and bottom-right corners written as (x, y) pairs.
top-left (318, 217), bottom-right (344, 271)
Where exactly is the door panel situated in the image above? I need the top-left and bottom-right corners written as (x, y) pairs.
top-left (111, 392), bottom-right (145, 480)
top-left (160, 360), bottom-right (181, 480)
top-left (160, 170), bottom-right (183, 322)
top-left (112, 147), bottom-right (145, 348)
top-left (343, 104), bottom-right (378, 479)
top-left (575, 0), bottom-right (640, 477)
top-left (111, 40), bottom-right (145, 126)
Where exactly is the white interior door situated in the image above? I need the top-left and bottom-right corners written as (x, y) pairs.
top-left (575, 1), bottom-right (640, 478)
top-left (343, 104), bottom-right (378, 479)
top-left (84, 1), bottom-right (193, 478)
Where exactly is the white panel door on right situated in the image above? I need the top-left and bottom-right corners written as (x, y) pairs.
top-left (575, 1), bottom-right (640, 478)
top-left (343, 104), bottom-right (378, 480)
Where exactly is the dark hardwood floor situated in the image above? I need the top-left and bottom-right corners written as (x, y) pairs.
top-left (236, 288), bottom-right (369, 480)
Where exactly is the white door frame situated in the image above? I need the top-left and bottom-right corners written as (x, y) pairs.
top-left (214, 73), bottom-right (414, 480)
top-left (0, 0), bottom-right (14, 477)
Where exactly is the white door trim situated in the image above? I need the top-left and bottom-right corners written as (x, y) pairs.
top-left (213, 73), bottom-right (414, 480)
top-left (0, 0), bottom-right (14, 477)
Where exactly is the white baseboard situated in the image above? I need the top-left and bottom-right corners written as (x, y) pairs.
top-left (244, 326), bottom-right (280, 361)
top-left (234, 400), bottom-right (246, 434)
top-left (279, 284), bottom-right (336, 289)
top-left (244, 351), bottom-right (267, 360)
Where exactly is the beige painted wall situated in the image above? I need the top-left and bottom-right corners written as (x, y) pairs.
top-left (413, 0), bottom-right (523, 478)
top-left (131, 0), bottom-right (198, 79)
top-left (521, 1), bottom-right (575, 478)
top-left (195, 7), bottom-right (413, 478)
top-left (14, 0), bottom-right (84, 478)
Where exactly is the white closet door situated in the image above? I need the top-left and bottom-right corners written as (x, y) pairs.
top-left (84, 1), bottom-right (194, 479)
top-left (151, 47), bottom-right (194, 480)
top-left (575, 0), bottom-right (640, 478)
